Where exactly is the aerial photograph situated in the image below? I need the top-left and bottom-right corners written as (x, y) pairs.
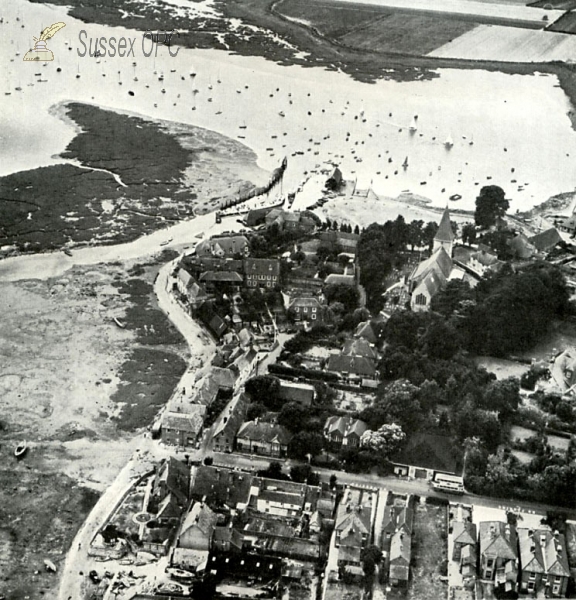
top-left (2, 0), bottom-right (576, 598)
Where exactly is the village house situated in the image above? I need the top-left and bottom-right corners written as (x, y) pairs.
top-left (264, 209), bottom-right (316, 233)
top-left (319, 231), bottom-right (359, 255)
top-left (211, 393), bottom-right (249, 454)
top-left (196, 235), bottom-right (250, 258)
top-left (354, 320), bottom-right (381, 346)
top-left (235, 420), bottom-right (292, 457)
top-left (196, 302), bottom-right (228, 340)
top-left (390, 433), bottom-right (463, 484)
top-left (326, 354), bottom-right (377, 381)
top-left (452, 521), bottom-right (477, 562)
top-left (278, 380), bottom-right (315, 406)
top-left (324, 271), bottom-right (356, 287)
top-left (199, 270), bottom-right (244, 293)
top-left (244, 258), bottom-right (281, 289)
top-left (467, 249), bottom-right (505, 276)
top-left (161, 406), bottom-right (206, 448)
top-left (324, 415), bottom-right (368, 449)
top-left (507, 234), bottom-right (536, 259)
top-left (554, 212), bottom-right (576, 235)
top-left (287, 296), bottom-right (326, 323)
top-left (528, 227), bottom-right (563, 254)
top-left (389, 529), bottom-right (411, 586)
top-left (148, 457), bottom-right (190, 518)
top-left (249, 477), bottom-right (321, 518)
top-left (172, 501), bottom-right (218, 572)
top-left (333, 487), bottom-right (375, 578)
top-left (190, 466), bottom-right (252, 511)
top-left (174, 268), bottom-right (208, 308)
top-left (342, 338), bottom-right (378, 362)
top-left (479, 521), bottom-right (519, 593)
top-left (518, 528), bottom-right (570, 597)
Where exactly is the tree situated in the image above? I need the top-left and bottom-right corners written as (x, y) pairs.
top-left (360, 423), bottom-right (406, 457)
top-left (378, 379), bottom-right (423, 434)
top-left (203, 456), bottom-right (213, 466)
top-left (475, 185), bottom-right (510, 229)
top-left (288, 431), bottom-right (324, 460)
top-left (481, 377), bottom-right (520, 418)
top-left (419, 320), bottom-right (461, 360)
top-left (245, 375), bottom-right (282, 410)
top-left (324, 284), bottom-right (359, 311)
top-left (361, 545), bottom-right (383, 576)
top-left (462, 223), bottom-right (477, 246)
top-left (290, 464), bottom-right (320, 485)
top-left (247, 402), bottom-right (267, 421)
top-left (264, 461), bottom-right (284, 480)
top-left (329, 474), bottom-right (338, 489)
top-left (422, 221), bottom-right (439, 250)
top-left (407, 220), bottom-right (424, 251)
top-left (277, 402), bottom-right (311, 432)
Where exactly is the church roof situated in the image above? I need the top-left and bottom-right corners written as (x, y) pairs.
top-left (435, 207), bottom-right (454, 243)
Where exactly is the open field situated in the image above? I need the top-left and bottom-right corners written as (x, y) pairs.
top-left (430, 24), bottom-right (576, 62)
top-left (409, 502), bottom-right (448, 600)
top-left (276, 0), bottom-right (477, 56)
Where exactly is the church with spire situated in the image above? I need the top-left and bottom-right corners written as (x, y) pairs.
top-left (409, 207), bottom-right (456, 312)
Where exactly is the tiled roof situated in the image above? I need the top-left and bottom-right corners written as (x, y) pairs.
top-left (355, 321), bottom-right (378, 345)
top-left (289, 296), bottom-right (323, 309)
top-left (181, 501), bottom-right (218, 537)
top-left (479, 522), bottom-right (518, 561)
top-left (518, 528), bottom-right (570, 578)
top-left (244, 258), bottom-right (280, 277)
top-left (212, 392), bottom-right (248, 440)
top-left (325, 274), bottom-right (356, 286)
top-left (190, 465), bottom-right (252, 508)
top-left (237, 421), bottom-right (292, 446)
top-left (324, 415), bottom-right (368, 439)
top-left (177, 268), bottom-right (194, 287)
top-left (157, 457), bottom-right (190, 505)
top-left (342, 338), bottom-right (378, 360)
top-left (200, 271), bottom-right (243, 282)
top-left (528, 227), bottom-right (562, 252)
top-left (163, 408), bottom-right (205, 434)
top-left (196, 236), bottom-right (249, 257)
top-left (327, 354), bottom-right (376, 377)
top-left (389, 530), bottom-right (411, 580)
top-left (411, 246), bottom-right (453, 283)
top-left (453, 522), bottom-right (477, 547)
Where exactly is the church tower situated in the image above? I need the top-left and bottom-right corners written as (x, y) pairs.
top-left (433, 206), bottom-right (455, 257)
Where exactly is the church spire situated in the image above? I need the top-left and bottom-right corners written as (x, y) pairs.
top-left (433, 206), bottom-right (454, 256)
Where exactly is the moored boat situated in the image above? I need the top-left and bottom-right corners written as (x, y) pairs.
top-left (14, 441), bottom-right (28, 458)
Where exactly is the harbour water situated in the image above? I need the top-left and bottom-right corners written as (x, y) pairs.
top-left (1, 0), bottom-right (576, 215)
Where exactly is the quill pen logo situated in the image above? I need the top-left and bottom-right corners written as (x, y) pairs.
top-left (23, 22), bottom-right (66, 61)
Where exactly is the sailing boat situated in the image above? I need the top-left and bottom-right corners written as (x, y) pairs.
top-left (402, 156), bottom-right (409, 169)
top-left (445, 134), bottom-right (454, 149)
top-left (409, 117), bottom-right (417, 133)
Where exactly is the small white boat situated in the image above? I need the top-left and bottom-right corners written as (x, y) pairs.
top-left (402, 156), bottom-right (409, 169)
top-left (409, 117), bottom-right (417, 132)
top-left (279, 111), bottom-right (285, 117)
top-left (14, 441), bottom-right (28, 458)
top-left (445, 135), bottom-right (454, 149)
top-left (113, 317), bottom-right (125, 329)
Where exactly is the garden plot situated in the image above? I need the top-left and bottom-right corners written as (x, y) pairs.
top-left (408, 502), bottom-right (449, 600)
top-left (430, 25), bottom-right (576, 62)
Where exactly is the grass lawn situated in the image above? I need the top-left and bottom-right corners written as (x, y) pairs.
top-left (408, 502), bottom-right (448, 600)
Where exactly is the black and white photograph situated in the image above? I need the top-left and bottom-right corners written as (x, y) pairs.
top-left (1, 0), bottom-right (576, 599)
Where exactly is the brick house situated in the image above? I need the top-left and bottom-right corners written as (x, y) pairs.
top-left (287, 296), bottom-right (325, 323)
top-left (518, 528), bottom-right (570, 597)
top-left (235, 421), bottom-right (292, 457)
top-left (479, 522), bottom-right (519, 593)
top-left (161, 406), bottom-right (206, 448)
top-left (243, 258), bottom-right (280, 289)
top-left (324, 415), bottom-right (367, 449)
